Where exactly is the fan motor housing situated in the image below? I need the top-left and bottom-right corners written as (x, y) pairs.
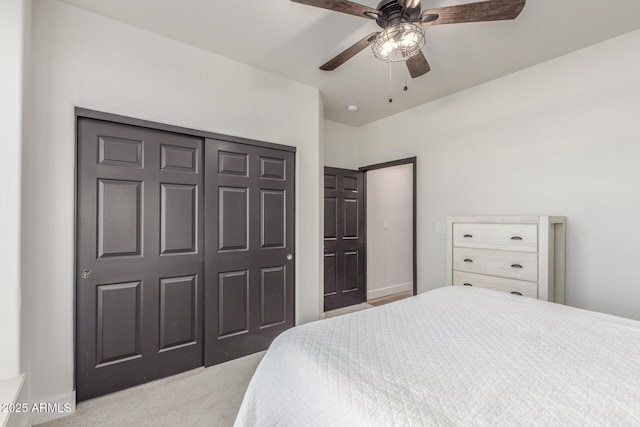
top-left (375, 0), bottom-right (421, 28)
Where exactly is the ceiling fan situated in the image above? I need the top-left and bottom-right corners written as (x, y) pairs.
top-left (292, 0), bottom-right (526, 78)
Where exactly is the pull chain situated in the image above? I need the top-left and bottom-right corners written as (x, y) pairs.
top-left (388, 62), bottom-right (393, 103)
top-left (404, 67), bottom-right (408, 92)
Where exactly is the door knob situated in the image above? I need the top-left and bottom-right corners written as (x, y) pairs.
top-left (286, 254), bottom-right (293, 261)
top-left (81, 269), bottom-right (92, 279)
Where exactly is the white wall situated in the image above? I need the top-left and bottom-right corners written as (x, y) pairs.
top-left (366, 164), bottom-right (414, 300)
top-left (0, 0), bottom-right (28, 382)
top-left (318, 99), bottom-right (327, 320)
top-left (323, 120), bottom-right (361, 170)
top-left (358, 30), bottom-right (640, 322)
top-left (25, 0), bottom-right (321, 421)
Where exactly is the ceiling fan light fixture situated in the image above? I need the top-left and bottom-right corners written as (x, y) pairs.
top-left (371, 22), bottom-right (425, 63)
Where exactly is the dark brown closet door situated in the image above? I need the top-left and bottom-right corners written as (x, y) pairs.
top-left (323, 167), bottom-right (365, 311)
top-left (204, 139), bottom-right (295, 366)
top-left (76, 118), bottom-right (204, 401)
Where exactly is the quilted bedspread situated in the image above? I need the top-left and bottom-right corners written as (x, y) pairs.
top-left (234, 286), bottom-right (640, 426)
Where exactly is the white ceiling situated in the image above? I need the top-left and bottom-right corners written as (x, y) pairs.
top-left (58, 0), bottom-right (640, 126)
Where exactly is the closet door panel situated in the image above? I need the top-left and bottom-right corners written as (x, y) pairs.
top-left (77, 118), bottom-right (204, 401)
top-left (204, 139), bottom-right (295, 366)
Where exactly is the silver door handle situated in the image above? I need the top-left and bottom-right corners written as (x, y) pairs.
top-left (81, 269), bottom-right (92, 279)
top-left (286, 254), bottom-right (293, 261)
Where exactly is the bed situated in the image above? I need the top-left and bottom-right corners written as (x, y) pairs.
top-left (234, 286), bottom-right (640, 426)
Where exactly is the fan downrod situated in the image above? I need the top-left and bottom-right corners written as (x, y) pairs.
top-left (373, 0), bottom-right (421, 29)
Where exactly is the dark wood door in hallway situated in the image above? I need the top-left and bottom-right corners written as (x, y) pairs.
top-left (323, 167), bottom-right (365, 311)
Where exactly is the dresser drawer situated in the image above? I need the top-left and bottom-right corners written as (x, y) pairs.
top-left (453, 223), bottom-right (537, 252)
top-left (453, 271), bottom-right (538, 298)
top-left (453, 247), bottom-right (538, 282)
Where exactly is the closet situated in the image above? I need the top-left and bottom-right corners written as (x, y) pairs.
top-left (76, 112), bottom-right (294, 401)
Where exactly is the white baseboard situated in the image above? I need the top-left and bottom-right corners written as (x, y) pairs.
top-left (1, 374), bottom-right (25, 427)
top-left (0, 373), bottom-right (75, 427)
top-left (29, 391), bottom-right (76, 425)
top-left (367, 282), bottom-right (413, 301)
top-left (7, 374), bottom-right (28, 427)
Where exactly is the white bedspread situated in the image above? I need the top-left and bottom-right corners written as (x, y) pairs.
top-left (234, 286), bottom-right (640, 426)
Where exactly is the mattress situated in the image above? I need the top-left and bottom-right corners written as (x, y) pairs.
top-left (234, 286), bottom-right (640, 426)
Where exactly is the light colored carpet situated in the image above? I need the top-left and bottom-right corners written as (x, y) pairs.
top-left (38, 351), bottom-right (265, 427)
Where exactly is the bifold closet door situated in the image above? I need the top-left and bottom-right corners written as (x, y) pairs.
top-left (76, 118), bottom-right (204, 401)
top-left (204, 139), bottom-right (295, 366)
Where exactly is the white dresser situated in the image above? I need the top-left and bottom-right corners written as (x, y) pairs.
top-left (446, 216), bottom-right (566, 303)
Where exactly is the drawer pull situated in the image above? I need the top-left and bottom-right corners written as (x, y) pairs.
top-left (511, 264), bottom-right (523, 269)
top-left (463, 234), bottom-right (473, 238)
top-left (510, 291), bottom-right (523, 296)
top-left (510, 236), bottom-right (523, 240)
top-left (463, 259), bottom-right (473, 263)
top-left (463, 283), bottom-right (473, 286)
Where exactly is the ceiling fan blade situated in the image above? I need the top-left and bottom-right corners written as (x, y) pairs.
top-left (406, 51), bottom-right (431, 78)
top-left (320, 32), bottom-right (380, 71)
top-left (292, 0), bottom-right (381, 19)
top-left (421, 0), bottom-right (525, 25)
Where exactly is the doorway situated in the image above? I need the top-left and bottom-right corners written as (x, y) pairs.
top-left (361, 158), bottom-right (416, 305)
top-left (323, 158), bottom-right (416, 313)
